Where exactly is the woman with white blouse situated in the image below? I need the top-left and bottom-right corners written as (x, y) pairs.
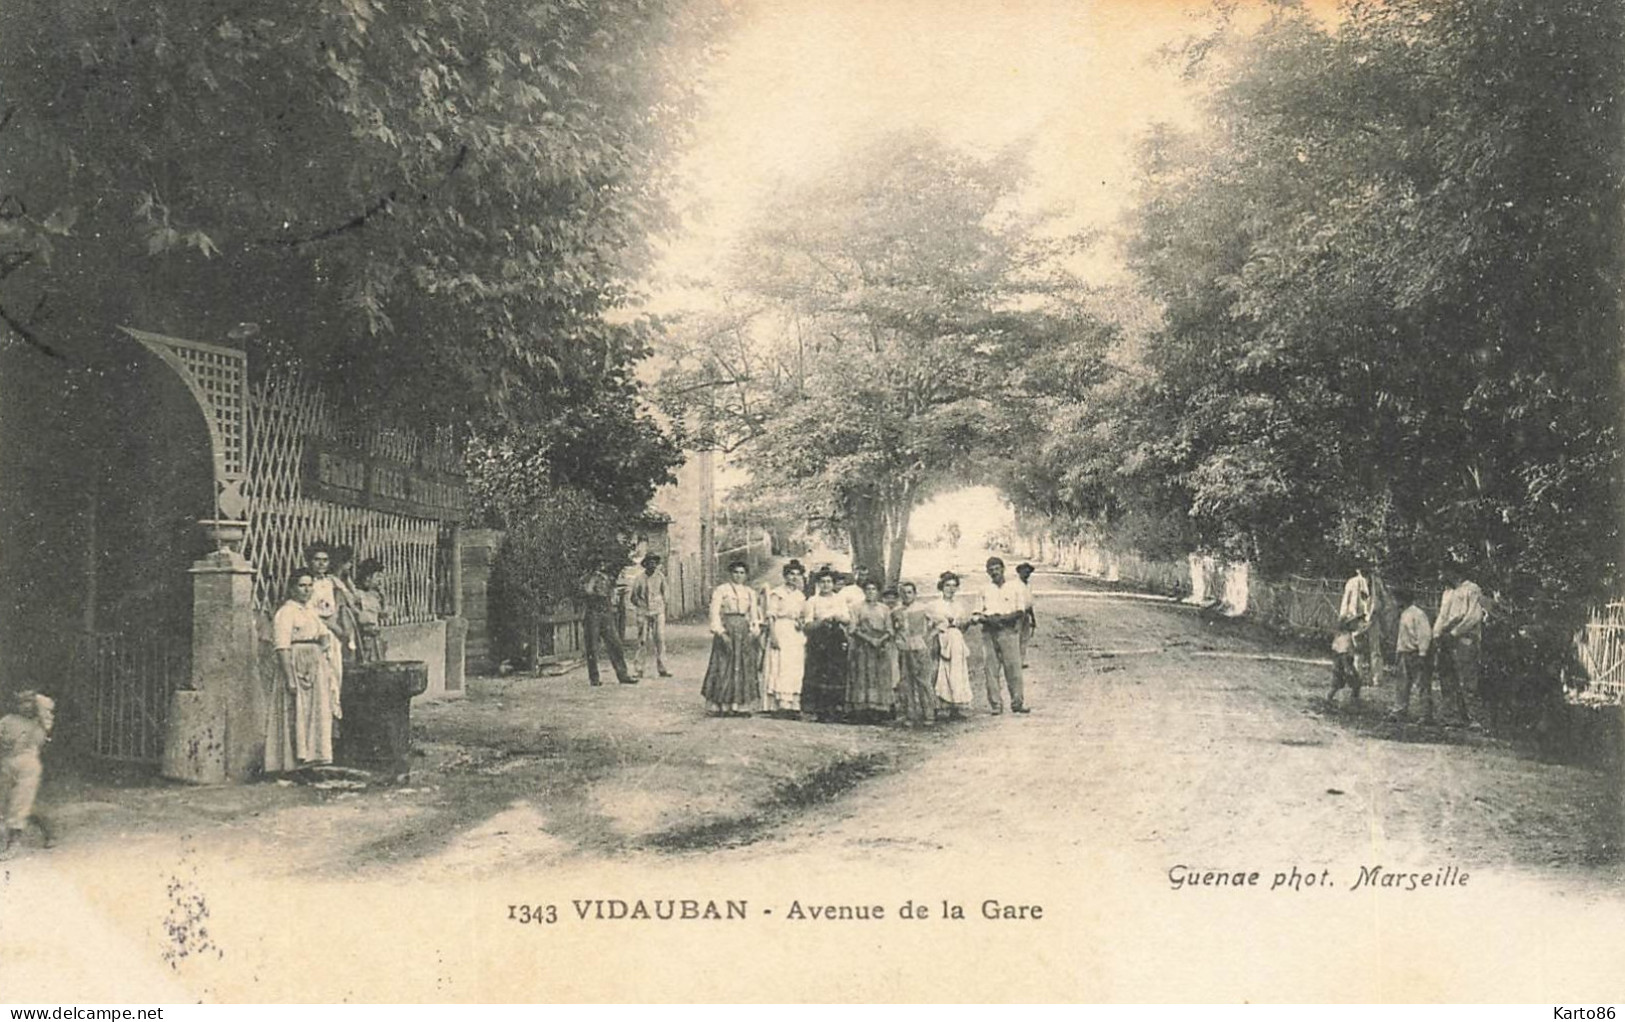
top-left (760, 560), bottom-right (808, 715)
top-left (702, 560), bottom-right (763, 717)
top-left (928, 571), bottom-right (976, 720)
top-left (265, 570), bottom-right (339, 772)
top-left (800, 568), bottom-right (852, 723)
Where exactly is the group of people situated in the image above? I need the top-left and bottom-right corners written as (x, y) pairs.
top-left (697, 556), bottom-right (1039, 724)
top-left (1327, 563), bottom-right (1488, 728)
top-left (265, 542), bottom-right (393, 773)
top-left (577, 553), bottom-right (675, 686)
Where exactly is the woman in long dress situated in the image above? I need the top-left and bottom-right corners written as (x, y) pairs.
top-left (847, 581), bottom-right (896, 722)
top-left (928, 571), bottom-right (975, 720)
top-left (265, 570), bottom-right (339, 772)
top-left (894, 581), bottom-right (936, 726)
top-left (800, 569), bottom-right (851, 722)
top-left (702, 560), bottom-right (762, 717)
top-left (761, 560), bottom-right (808, 715)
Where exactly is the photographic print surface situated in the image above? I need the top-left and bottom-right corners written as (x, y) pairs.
top-left (1, 0), bottom-right (1622, 1003)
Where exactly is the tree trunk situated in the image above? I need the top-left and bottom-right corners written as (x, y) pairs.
top-left (884, 499), bottom-right (912, 584)
top-left (847, 514), bottom-right (886, 577)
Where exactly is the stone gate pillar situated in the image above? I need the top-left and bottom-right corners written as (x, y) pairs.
top-left (161, 539), bottom-right (261, 783)
top-left (461, 528), bottom-right (502, 676)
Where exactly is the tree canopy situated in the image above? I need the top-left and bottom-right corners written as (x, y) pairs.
top-left (660, 130), bottom-right (1112, 579)
top-left (1010, 0), bottom-right (1624, 605)
top-left (0, 0), bottom-right (717, 511)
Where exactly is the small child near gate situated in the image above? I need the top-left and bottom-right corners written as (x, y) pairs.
top-left (1, 689), bottom-right (56, 855)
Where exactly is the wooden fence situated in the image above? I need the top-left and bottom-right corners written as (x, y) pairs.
top-left (1573, 601), bottom-right (1625, 706)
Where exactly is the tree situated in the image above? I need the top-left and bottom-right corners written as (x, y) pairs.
top-left (1017, 0), bottom-right (1623, 604)
top-left (0, 0), bottom-right (723, 469)
top-left (660, 130), bottom-right (1108, 581)
top-left (488, 484), bottom-right (627, 665)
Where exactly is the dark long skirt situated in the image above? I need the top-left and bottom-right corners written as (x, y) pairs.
top-left (847, 639), bottom-right (894, 714)
top-left (701, 613), bottom-right (760, 711)
top-left (802, 622), bottom-right (848, 718)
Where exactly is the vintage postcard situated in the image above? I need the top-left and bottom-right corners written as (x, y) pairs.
top-left (0, 0), bottom-right (1621, 1004)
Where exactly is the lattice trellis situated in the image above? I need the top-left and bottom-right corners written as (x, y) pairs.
top-left (120, 328), bottom-right (248, 519)
top-left (244, 370), bottom-right (457, 622)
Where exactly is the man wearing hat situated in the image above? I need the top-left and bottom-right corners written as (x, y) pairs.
top-left (978, 556), bottom-right (1030, 714)
top-left (630, 553), bottom-right (673, 678)
top-left (1014, 561), bottom-right (1037, 667)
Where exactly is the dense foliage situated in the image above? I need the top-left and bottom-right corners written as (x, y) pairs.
top-left (488, 484), bottom-right (627, 663)
top-left (660, 130), bottom-right (1111, 580)
top-left (1017, 0), bottom-right (1624, 605)
top-left (0, 0), bottom-right (714, 512)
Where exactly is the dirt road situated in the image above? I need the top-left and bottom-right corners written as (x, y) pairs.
top-left (4, 562), bottom-right (1622, 1002)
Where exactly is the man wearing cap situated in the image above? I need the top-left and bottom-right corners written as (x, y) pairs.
top-left (978, 556), bottom-right (1029, 714)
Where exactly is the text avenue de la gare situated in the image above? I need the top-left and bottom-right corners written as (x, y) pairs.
top-left (505, 898), bottom-right (1045, 925)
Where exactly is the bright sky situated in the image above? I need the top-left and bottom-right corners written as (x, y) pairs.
top-left (653, 0), bottom-right (1229, 303)
top-left (653, 0), bottom-right (1338, 507)
top-left (909, 485), bottom-right (1016, 547)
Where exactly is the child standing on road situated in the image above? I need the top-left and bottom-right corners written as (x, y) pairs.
top-left (1328, 613), bottom-right (1366, 708)
top-left (1, 689), bottom-right (56, 855)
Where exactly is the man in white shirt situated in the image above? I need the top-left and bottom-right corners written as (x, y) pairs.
top-left (1339, 561), bottom-right (1389, 687)
top-left (1391, 588), bottom-right (1436, 723)
top-left (979, 557), bottom-right (1029, 714)
top-left (1014, 562), bottom-right (1037, 667)
top-left (630, 554), bottom-right (672, 678)
top-left (839, 564), bottom-right (871, 614)
top-left (1432, 567), bottom-right (1487, 727)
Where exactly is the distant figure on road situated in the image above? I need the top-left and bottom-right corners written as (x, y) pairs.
top-left (801, 568), bottom-right (852, 723)
top-left (702, 559), bottom-right (761, 717)
top-left (1327, 586), bottom-right (1368, 709)
top-left (1391, 588), bottom-right (1434, 723)
top-left (760, 560), bottom-right (807, 715)
top-left (1015, 561), bottom-right (1037, 666)
top-left (581, 561), bottom-right (636, 687)
top-left (1432, 567), bottom-right (1487, 728)
top-left (978, 557), bottom-right (1029, 714)
top-left (927, 571), bottom-right (975, 720)
top-left (630, 554), bottom-right (672, 678)
top-left (1340, 561), bottom-right (1393, 688)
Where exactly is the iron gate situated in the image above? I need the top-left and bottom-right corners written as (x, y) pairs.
top-left (83, 630), bottom-right (189, 763)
